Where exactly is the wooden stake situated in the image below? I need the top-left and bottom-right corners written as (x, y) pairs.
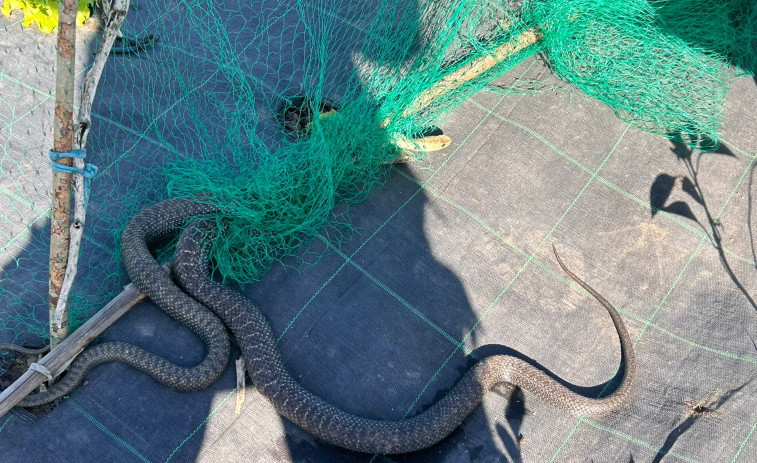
top-left (49, 0), bottom-right (80, 350)
top-left (54, 0), bottom-right (131, 333)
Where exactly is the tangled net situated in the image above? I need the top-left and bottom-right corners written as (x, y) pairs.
top-left (4, 0), bottom-right (753, 336)
top-left (157, 0), bottom-right (755, 283)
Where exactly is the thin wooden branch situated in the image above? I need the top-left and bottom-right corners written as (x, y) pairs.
top-left (53, 0), bottom-right (130, 331)
top-left (400, 28), bottom-right (542, 119)
top-left (0, 267), bottom-right (168, 418)
top-left (75, 0), bottom-right (129, 149)
top-left (48, 0), bottom-right (81, 349)
top-left (393, 134), bottom-right (452, 153)
top-left (382, 27), bottom-right (543, 128)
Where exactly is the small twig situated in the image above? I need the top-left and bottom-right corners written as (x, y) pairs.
top-left (234, 357), bottom-right (246, 414)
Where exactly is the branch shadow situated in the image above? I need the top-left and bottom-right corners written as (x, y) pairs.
top-left (650, 138), bottom-right (756, 312)
top-left (748, 159), bottom-right (757, 272)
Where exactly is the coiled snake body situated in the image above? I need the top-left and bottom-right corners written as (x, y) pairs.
top-left (20, 199), bottom-right (636, 454)
top-left (17, 200), bottom-right (230, 407)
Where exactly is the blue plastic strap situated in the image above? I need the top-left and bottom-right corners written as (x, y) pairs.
top-left (49, 149), bottom-right (98, 209)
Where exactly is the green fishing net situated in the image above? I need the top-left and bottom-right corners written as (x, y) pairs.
top-left (1, 0), bottom-right (754, 333)
top-left (652, 0), bottom-right (756, 75)
top-left (163, 0), bottom-right (539, 282)
top-left (163, 0), bottom-right (754, 283)
top-left (527, 0), bottom-right (730, 151)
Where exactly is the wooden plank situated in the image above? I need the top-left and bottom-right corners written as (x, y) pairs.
top-left (0, 280), bottom-right (149, 417)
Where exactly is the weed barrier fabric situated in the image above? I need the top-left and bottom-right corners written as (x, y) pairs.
top-left (1, 1), bottom-right (756, 461)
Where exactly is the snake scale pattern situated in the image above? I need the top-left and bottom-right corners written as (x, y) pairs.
top-left (17, 200), bottom-right (230, 407)
top-left (19, 198), bottom-right (636, 454)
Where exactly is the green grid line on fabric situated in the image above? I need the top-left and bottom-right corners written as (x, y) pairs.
top-left (0, 415), bottom-right (12, 433)
top-left (1, 0), bottom-right (756, 460)
top-left (549, 419), bottom-right (583, 463)
top-left (733, 421), bottom-right (757, 463)
top-left (396, 165), bottom-right (757, 366)
top-left (163, 389), bottom-right (237, 463)
top-left (67, 399), bottom-right (153, 463)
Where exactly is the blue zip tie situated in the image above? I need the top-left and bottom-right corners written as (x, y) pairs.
top-left (49, 149), bottom-right (98, 209)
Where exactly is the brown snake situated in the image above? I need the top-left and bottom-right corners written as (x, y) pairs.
top-left (12, 199), bottom-right (635, 454)
top-left (0, 344), bottom-right (49, 357)
top-left (171, 200), bottom-right (636, 453)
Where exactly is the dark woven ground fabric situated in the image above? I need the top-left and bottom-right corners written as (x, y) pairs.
top-left (170, 216), bottom-right (635, 454)
top-left (0, 2), bottom-right (756, 462)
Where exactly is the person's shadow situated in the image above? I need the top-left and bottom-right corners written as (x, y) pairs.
top-left (0, 0), bottom-right (634, 461)
top-left (2, 1), bottom-right (521, 461)
top-left (208, 0), bottom-right (531, 459)
top-left (239, 169), bottom-right (524, 461)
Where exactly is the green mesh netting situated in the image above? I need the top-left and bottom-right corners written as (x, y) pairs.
top-left (163, 0), bottom-right (539, 282)
top-left (652, 0), bottom-right (757, 75)
top-left (527, 0), bottom-right (731, 151)
top-left (0, 0), bottom-right (755, 338)
top-left (162, 0), bottom-right (754, 284)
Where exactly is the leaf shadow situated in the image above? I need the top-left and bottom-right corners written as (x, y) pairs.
top-left (650, 138), bottom-right (756, 312)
